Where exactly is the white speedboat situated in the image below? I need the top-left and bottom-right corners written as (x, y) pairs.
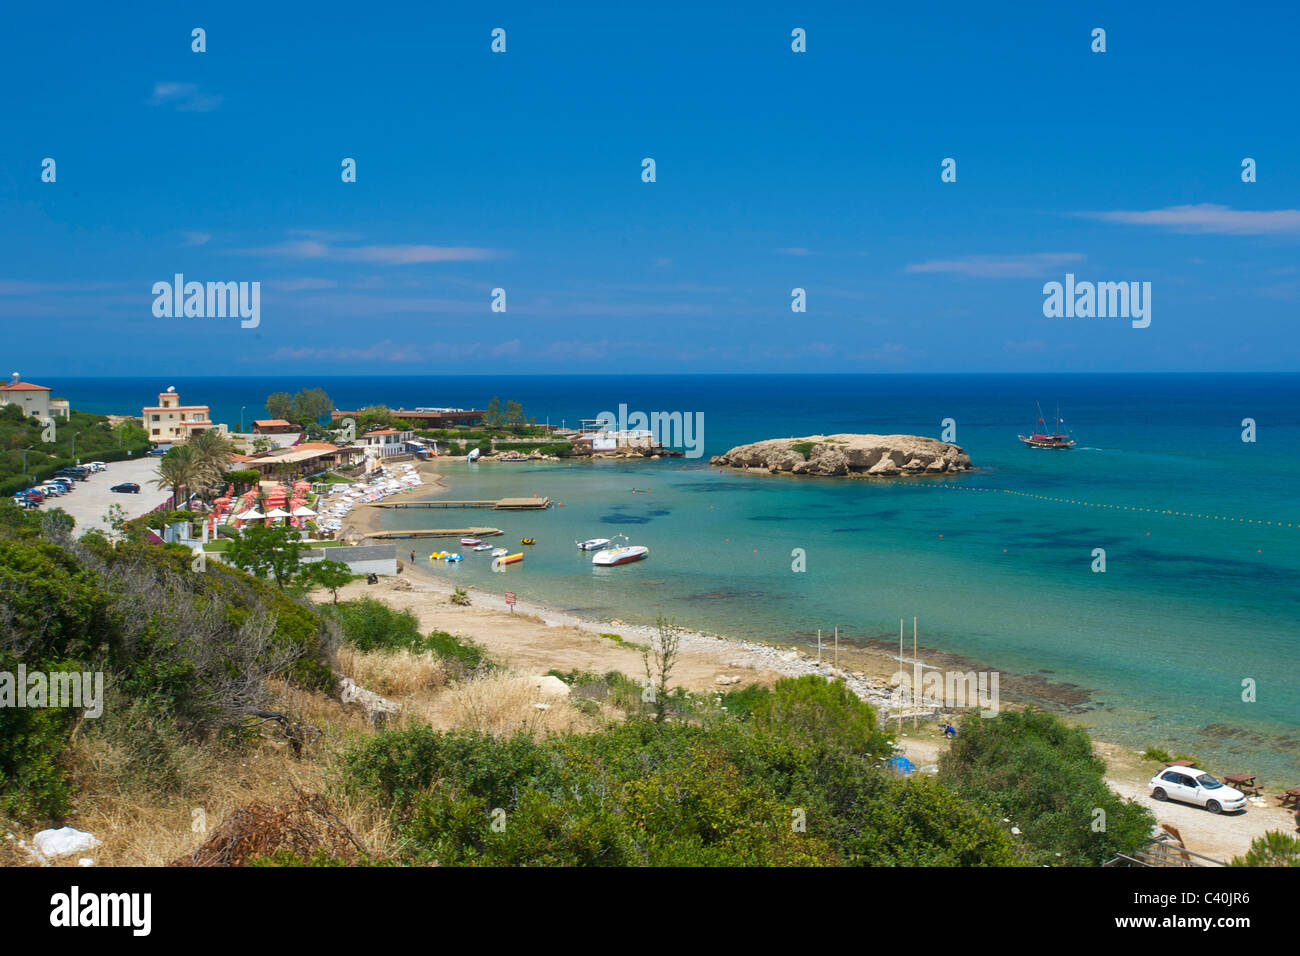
top-left (473, 543), bottom-right (493, 551)
top-left (491, 547), bottom-right (509, 557)
top-left (461, 537), bottom-right (482, 546)
top-left (592, 546), bottom-right (649, 567)
top-left (467, 448), bottom-right (480, 462)
top-left (576, 537), bottom-right (612, 551)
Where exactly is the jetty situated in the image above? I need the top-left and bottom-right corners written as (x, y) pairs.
top-left (364, 527), bottom-right (504, 541)
top-left (364, 497), bottom-right (550, 511)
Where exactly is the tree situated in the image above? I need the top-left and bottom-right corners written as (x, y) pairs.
top-left (226, 524), bottom-right (305, 590)
top-left (153, 445), bottom-right (198, 508)
top-left (505, 400), bottom-right (523, 425)
top-left (305, 559), bottom-right (352, 604)
top-left (642, 615), bottom-right (681, 722)
top-left (252, 435), bottom-right (274, 453)
top-left (293, 388), bottom-right (334, 426)
top-left (188, 429), bottom-right (237, 503)
top-left (484, 397), bottom-right (501, 427)
top-left (266, 392), bottom-right (295, 421)
top-left (1230, 831), bottom-right (1300, 867)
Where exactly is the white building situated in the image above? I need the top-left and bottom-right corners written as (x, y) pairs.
top-left (0, 372), bottom-right (69, 420)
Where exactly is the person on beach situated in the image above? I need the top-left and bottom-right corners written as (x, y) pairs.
top-left (410, 550), bottom-right (415, 563)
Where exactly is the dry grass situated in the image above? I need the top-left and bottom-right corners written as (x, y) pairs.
top-left (336, 646), bottom-right (448, 697)
top-left (429, 672), bottom-right (593, 737)
top-left (10, 681), bottom-right (396, 868)
top-left (6, 635), bottom-right (602, 866)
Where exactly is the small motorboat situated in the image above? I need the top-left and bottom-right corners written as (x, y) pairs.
top-left (498, 454), bottom-right (530, 462)
top-left (445, 553), bottom-right (463, 562)
top-left (521, 538), bottom-right (536, 545)
top-left (592, 546), bottom-right (649, 567)
top-left (491, 547), bottom-right (509, 557)
top-left (473, 543), bottom-right (493, 551)
top-left (429, 551), bottom-right (450, 561)
top-left (461, 537), bottom-right (482, 546)
top-left (577, 538), bottom-right (612, 551)
top-left (467, 448), bottom-right (481, 463)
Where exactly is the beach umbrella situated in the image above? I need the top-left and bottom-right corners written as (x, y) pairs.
top-left (236, 508), bottom-right (265, 521)
top-left (264, 507), bottom-right (292, 518)
top-left (292, 506), bottom-right (317, 517)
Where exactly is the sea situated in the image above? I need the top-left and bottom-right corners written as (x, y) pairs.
top-left (57, 373), bottom-right (1300, 779)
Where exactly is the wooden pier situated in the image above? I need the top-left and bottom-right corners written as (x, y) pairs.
top-left (364, 527), bottom-right (504, 541)
top-left (365, 497), bottom-right (550, 511)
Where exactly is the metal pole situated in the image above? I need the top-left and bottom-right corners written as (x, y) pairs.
top-left (817, 629), bottom-right (821, 664)
top-left (834, 627), bottom-right (838, 667)
top-left (898, 618), bottom-right (903, 734)
top-left (913, 616), bottom-right (918, 730)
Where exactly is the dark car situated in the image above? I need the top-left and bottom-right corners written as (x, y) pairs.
top-left (110, 482), bottom-right (141, 494)
top-left (55, 468), bottom-right (89, 481)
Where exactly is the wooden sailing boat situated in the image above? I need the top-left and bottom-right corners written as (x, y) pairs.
top-left (1018, 402), bottom-right (1076, 449)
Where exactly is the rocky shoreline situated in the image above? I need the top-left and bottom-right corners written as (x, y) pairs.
top-left (710, 434), bottom-right (973, 477)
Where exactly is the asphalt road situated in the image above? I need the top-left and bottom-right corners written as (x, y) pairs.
top-left (37, 456), bottom-right (172, 534)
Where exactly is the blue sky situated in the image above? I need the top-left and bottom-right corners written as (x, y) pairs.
top-left (1, 0), bottom-right (1298, 375)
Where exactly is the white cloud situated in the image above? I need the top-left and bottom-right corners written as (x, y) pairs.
top-left (905, 253), bottom-right (1084, 278)
top-left (149, 82), bottom-right (223, 112)
top-left (1076, 203), bottom-right (1300, 235)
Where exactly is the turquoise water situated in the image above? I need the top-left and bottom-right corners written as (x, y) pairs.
top-left (58, 374), bottom-right (1300, 779)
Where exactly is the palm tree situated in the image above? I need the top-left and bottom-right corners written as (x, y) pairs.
top-left (188, 429), bottom-right (237, 504)
top-left (154, 444), bottom-right (198, 510)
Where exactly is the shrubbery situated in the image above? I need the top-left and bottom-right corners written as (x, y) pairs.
top-left (939, 707), bottom-right (1155, 865)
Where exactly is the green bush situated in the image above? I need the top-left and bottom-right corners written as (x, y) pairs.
top-left (324, 597), bottom-right (423, 652)
top-left (939, 708), bottom-right (1156, 866)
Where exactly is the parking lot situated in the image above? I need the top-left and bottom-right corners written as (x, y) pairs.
top-left (32, 456), bottom-right (172, 533)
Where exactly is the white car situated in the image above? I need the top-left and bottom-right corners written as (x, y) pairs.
top-left (86, 462), bottom-right (107, 472)
top-left (1148, 767), bottom-right (1247, 814)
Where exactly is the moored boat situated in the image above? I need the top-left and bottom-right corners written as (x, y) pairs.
top-left (592, 545), bottom-right (649, 567)
top-left (491, 547), bottom-right (509, 557)
top-left (473, 543), bottom-right (493, 551)
top-left (461, 537), bottom-right (482, 546)
top-left (576, 537), bottom-right (612, 551)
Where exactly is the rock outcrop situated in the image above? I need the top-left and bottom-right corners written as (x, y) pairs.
top-left (710, 434), bottom-right (972, 477)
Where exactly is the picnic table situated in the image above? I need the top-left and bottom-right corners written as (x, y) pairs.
top-left (1163, 759), bottom-right (1196, 767)
top-left (1277, 786), bottom-right (1300, 808)
top-left (1223, 773), bottom-right (1262, 796)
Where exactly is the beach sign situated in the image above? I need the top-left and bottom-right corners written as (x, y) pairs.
top-left (505, 591), bottom-right (516, 612)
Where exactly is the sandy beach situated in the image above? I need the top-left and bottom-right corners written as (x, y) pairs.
top-left (335, 459), bottom-right (1298, 862)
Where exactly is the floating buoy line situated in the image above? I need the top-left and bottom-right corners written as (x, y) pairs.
top-left (907, 483), bottom-right (1298, 529)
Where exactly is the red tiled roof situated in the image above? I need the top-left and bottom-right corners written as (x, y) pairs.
top-left (0, 381), bottom-right (50, 391)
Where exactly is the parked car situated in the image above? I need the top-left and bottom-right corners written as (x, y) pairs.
top-left (110, 482), bottom-right (141, 494)
top-left (1149, 767), bottom-right (1247, 814)
top-left (86, 462), bottom-right (107, 472)
top-left (36, 483), bottom-right (64, 497)
top-left (55, 468), bottom-right (89, 481)
top-left (11, 495), bottom-right (39, 509)
top-left (17, 490), bottom-right (44, 504)
top-left (50, 477), bottom-right (74, 489)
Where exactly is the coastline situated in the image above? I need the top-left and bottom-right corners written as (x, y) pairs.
top-left (336, 458), bottom-right (1298, 860)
